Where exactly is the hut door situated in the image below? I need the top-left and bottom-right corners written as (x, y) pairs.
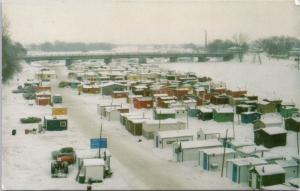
top-left (232, 164), bottom-right (238, 182)
top-left (251, 173), bottom-right (257, 189)
top-left (203, 153), bottom-right (208, 170)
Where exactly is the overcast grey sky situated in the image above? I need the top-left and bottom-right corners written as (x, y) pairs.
top-left (3, 0), bottom-right (300, 45)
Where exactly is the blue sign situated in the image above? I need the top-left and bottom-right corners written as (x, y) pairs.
top-left (90, 138), bottom-right (107, 149)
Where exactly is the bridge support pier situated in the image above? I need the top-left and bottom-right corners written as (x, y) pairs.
top-left (197, 56), bottom-right (208, 62)
top-left (104, 57), bottom-right (112, 64)
top-left (65, 59), bottom-right (73, 66)
top-left (138, 57), bottom-right (147, 64)
top-left (169, 57), bottom-right (177, 63)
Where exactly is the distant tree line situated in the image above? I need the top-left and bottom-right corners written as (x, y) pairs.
top-left (253, 36), bottom-right (300, 56)
top-left (28, 41), bottom-right (116, 52)
top-left (2, 17), bottom-right (27, 83)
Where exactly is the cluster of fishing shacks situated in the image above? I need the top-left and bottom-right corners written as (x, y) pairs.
top-left (19, 67), bottom-right (112, 183)
top-left (30, 59), bottom-right (300, 189)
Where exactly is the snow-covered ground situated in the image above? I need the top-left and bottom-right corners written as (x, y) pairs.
top-left (160, 54), bottom-right (300, 108)
top-left (2, 55), bottom-right (300, 189)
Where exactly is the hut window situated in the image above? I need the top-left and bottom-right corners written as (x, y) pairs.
top-left (60, 121), bottom-right (67, 127)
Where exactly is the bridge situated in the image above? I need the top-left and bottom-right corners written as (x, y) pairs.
top-left (20, 51), bottom-right (238, 65)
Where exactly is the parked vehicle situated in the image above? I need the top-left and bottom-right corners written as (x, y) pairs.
top-left (20, 117), bottom-right (42, 124)
top-left (51, 158), bottom-right (69, 178)
top-left (51, 147), bottom-right (76, 164)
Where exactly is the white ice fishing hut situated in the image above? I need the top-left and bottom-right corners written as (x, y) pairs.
top-left (154, 129), bottom-right (194, 149)
top-left (82, 158), bottom-right (105, 182)
top-left (199, 147), bottom-right (236, 171)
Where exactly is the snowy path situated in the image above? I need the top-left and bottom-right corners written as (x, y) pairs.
top-left (52, 65), bottom-right (246, 190)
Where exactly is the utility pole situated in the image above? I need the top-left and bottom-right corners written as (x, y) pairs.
top-left (297, 55), bottom-right (300, 71)
top-left (99, 123), bottom-right (103, 158)
top-left (297, 132), bottom-right (299, 155)
top-left (159, 110), bottom-right (161, 130)
top-left (221, 129), bottom-right (228, 177)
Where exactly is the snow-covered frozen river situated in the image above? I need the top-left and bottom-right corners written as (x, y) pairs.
top-left (160, 54), bottom-right (300, 108)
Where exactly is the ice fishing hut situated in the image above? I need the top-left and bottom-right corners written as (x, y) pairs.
top-left (253, 115), bottom-right (283, 130)
top-left (227, 139), bottom-right (254, 150)
top-left (285, 117), bottom-right (300, 132)
top-left (213, 107), bottom-right (234, 122)
top-left (197, 127), bottom-right (234, 145)
top-left (248, 164), bottom-right (285, 189)
top-left (241, 112), bottom-right (261, 124)
top-left (112, 90), bottom-right (129, 99)
top-left (82, 84), bottom-right (100, 94)
top-left (154, 108), bottom-right (176, 120)
top-left (154, 130), bottom-right (194, 149)
top-left (173, 139), bottom-right (222, 162)
top-left (35, 91), bottom-right (52, 106)
top-left (105, 107), bottom-right (129, 121)
top-left (52, 94), bottom-right (63, 104)
top-left (198, 107), bottom-right (213, 121)
top-left (127, 118), bottom-right (149, 136)
top-left (52, 104), bottom-right (68, 116)
top-left (133, 97), bottom-right (153, 109)
top-left (257, 100), bottom-right (277, 114)
top-left (173, 107), bottom-right (187, 118)
top-left (280, 105), bottom-right (299, 118)
top-left (142, 119), bottom-right (186, 139)
top-left (236, 145), bottom-right (269, 158)
top-left (100, 82), bottom-right (127, 96)
top-left (44, 116), bottom-right (68, 131)
top-left (199, 147), bottom-right (236, 171)
top-left (254, 127), bottom-right (287, 148)
top-left (210, 94), bottom-right (230, 105)
top-left (79, 158), bottom-right (105, 183)
top-left (235, 104), bottom-right (256, 115)
top-left (226, 157), bottom-right (268, 185)
top-left (274, 159), bottom-right (299, 180)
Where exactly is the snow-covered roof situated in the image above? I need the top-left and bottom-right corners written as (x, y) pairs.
top-left (275, 159), bottom-right (298, 168)
top-left (200, 147), bottom-right (235, 155)
top-left (128, 95), bottom-right (143, 98)
top-left (227, 157), bottom-right (267, 166)
top-left (155, 108), bottom-right (176, 114)
top-left (129, 118), bottom-right (149, 124)
top-left (157, 129), bottom-right (194, 139)
top-left (180, 139), bottom-right (222, 149)
top-left (83, 84), bottom-right (100, 88)
top-left (199, 107), bottom-right (213, 113)
top-left (135, 97), bottom-right (153, 101)
top-left (214, 107), bottom-right (234, 113)
top-left (159, 96), bottom-right (176, 100)
top-left (99, 82), bottom-right (127, 88)
top-left (198, 127), bottom-right (234, 139)
top-left (260, 117), bottom-right (283, 125)
top-left (262, 127), bottom-right (287, 135)
top-left (83, 158), bottom-right (105, 166)
top-left (144, 119), bottom-right (184, 125)
top-left (228, 139), bottom-right (254, 148)
top-left (254, 164), bottom-right (285, 176)
top-left (36, 91), bottom-right (51, 96)
top-left (112, 90), bottom-right (129, 93)
top-left (44, 115), bottom-right (67, 120)
top-left (153, 94), bottom-right (168, 97)
top-left (163, 100), bottom-right (177, 104)
top-left (237, 145), bottom-right (269, 154)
